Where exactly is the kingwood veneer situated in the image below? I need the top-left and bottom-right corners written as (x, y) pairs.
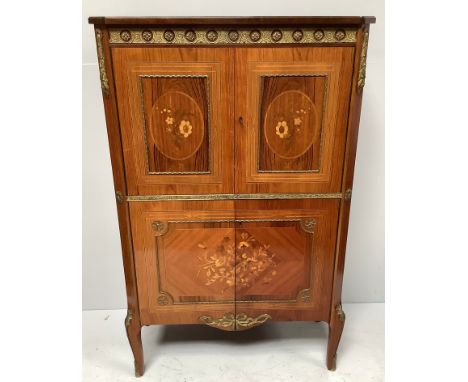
top-left (89, 16), bottom-right (375, 376)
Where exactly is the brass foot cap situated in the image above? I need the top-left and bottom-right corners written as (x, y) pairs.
top-left (327, 355), bottom-right (337, 371)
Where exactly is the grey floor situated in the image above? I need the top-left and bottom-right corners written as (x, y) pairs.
top-left (83, 303), bottom-right (384, 381)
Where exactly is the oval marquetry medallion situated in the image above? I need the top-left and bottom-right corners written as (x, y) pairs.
top-left (263, 90), bottom-right (318, 160)
top-left (150, 91), bottom-right (205, 161)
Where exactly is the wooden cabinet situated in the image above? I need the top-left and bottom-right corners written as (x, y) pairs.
top-left (89, 16), bottom-right (375, 376)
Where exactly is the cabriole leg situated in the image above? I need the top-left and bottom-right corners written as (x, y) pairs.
top-left (125, 309), bottom-right (144, 377)
top-left (326, 303), bottom-right (346, 370)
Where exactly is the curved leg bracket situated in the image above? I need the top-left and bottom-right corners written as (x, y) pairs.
top-left (125, 309), bottom-right (144, 377)
top-left (327, 303), bottom-right (346, 371)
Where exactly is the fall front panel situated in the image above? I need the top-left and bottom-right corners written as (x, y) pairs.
top-left (130, 198), bottom-right (339, 328)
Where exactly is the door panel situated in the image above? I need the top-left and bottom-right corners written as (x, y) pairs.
top-left (235, 47), bottom-right (355, 193)
top-left (112, 47), bottom-right (234, 195)
top-left (234, 199), bottom-right (339, 324)
top-left (130, 201), bottom-right (236, 326)
top-left (130, 198), bottom-right (339, 327)
top-left (259, 75), bottom-right (326, 172)
top-left (141, 76), bottom-right (210, 174)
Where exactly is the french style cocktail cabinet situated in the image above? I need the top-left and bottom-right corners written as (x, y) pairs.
top-left (89, 16), bottom-right (375, 376)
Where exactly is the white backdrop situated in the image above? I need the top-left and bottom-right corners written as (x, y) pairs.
top-left (82, 0), bottom-right (384, 310)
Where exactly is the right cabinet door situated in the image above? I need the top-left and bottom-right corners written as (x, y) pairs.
top-left (235, 46), bottom-right (355, 194)
top-left (234, 199), bottom-right (339, 324)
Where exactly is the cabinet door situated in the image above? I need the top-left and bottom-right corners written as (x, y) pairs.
top-left (130, 201), bottom-right (236, 326)
top-left (112, 47), bottom-right (234, 195)
top-left (235, 47), bottom-right (355, 193)
top-left (233, 199), bottom-right (339, 325)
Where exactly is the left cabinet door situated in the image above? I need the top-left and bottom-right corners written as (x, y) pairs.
top-left (130, 201), bottom-right (236, 327)
top-left (112, 47), bottom-right (234, 195)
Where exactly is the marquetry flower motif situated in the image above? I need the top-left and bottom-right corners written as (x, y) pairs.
top-left (159, 106), bottom-right (196, 138)
top-left (178, 120), bottom-right (193, 138)
top-left (197, 232), bottom-right (278, 292)
top-left (236, 232), bottom-right (278, 287)
top-left (275, 120), bottom-right (289, 139)
top-left (197, 237), bottom-right (235, 292)
top-left (294, 117), bottom-right (302, 126)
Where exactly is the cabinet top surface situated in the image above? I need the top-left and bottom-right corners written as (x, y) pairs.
top-left (88, 16), bottom-right (376, 26)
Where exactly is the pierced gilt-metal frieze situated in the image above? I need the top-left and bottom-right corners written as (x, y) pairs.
top-left (357, 31), bottom-right (369, 92)
top-left (127, 192), bottom-right (343, 202)
top-left (109, 28), bottom-right (357, 45)
top-left (199, 312), bottom-right (272, 331)
top-left (94, 28), bottom-right (110, 96)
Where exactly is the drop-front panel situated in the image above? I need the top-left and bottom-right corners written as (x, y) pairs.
top-left (90, 16), bottom-right (374, 376)
top-left (130, 199), bottom-right (338, 327)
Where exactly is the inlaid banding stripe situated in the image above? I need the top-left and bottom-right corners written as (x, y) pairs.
top-left (126, 193), bottom-right (343, 201)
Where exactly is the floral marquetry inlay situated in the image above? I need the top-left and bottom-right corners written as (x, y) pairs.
top-left (150, 91), bottom-right (205, 161)
top-left (197, 232), bottom-right (279, 292)
top-left (264, 91), bottom-right (319, 160)
top-left (258, 74), bottom-right (327, 172)
top-left (140, 75), bottom-right (210, 174)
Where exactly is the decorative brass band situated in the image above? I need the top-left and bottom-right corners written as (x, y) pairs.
top-left (109, 28), bottom-right (357, 45)
top-left (357, 31), bottom-right (369, 92)
top-left (199, 313), bottom-right (272, 331)
top-left (127, 192), bottom-right (342, 201)
top-left (94, 28), bottom-right (110, 96)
